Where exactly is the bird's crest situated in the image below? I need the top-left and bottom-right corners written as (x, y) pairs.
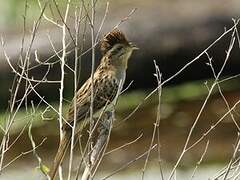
top-left (100, 29), bottom-right (129, 55)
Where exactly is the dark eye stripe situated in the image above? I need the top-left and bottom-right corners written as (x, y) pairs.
top-left (110, 45), bottom-right (123, 55)
top-left (117, 46), bottom-right (123, 50)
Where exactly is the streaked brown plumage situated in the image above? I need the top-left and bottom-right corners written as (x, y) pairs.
top-left (49, 29), bottom-right (137, 179)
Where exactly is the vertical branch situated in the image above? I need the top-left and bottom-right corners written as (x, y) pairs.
top-left (67, 2), bottom-right (83, 180)
top-left (90, 0), bottom-right (96, 133)
top-left (142, 60), bottom-right (163, 180)
top-left (74, 2), bottom-right (111, 177)
top-left (190, 140), bottom-right (209, 180)
top-left (155, 64), bottom-right (164, 180)
top-left (28, 102), bottom-right (49, 178)
top-left (57, 0), bottom-right (71, 179)
top-left (88, 1), bottom-right (96, 177)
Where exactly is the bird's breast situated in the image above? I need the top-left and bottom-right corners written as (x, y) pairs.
top-left (115, 69), bottom-right (126, 85)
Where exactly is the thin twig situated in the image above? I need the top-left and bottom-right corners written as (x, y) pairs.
top-left (189, 140), bottom-right (209, 180)
top-left (142, 60), bottom-right (162, 180)
top-left (101, 144), bottom-right (157, 180)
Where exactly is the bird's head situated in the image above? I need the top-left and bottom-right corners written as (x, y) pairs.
top-left (100, 29), bottom-right (138, 69)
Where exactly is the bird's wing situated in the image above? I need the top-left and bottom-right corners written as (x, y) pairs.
top-left (66, 78), bottom-right (92, 127)
top-left (65, 73), bottom-right (119, 129)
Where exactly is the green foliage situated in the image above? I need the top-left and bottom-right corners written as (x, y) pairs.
top-left (1, 77), bottom-right (239, 135)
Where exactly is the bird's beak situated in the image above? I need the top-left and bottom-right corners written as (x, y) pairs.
top-left (129, 42), bottom-right (139, 50)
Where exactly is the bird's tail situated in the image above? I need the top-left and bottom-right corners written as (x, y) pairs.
top-left (49, 131), bottom-right (71, 180)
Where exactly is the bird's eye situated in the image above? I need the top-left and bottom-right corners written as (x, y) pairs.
top-left (110, 46), bottom-right (123, 55)
top-left (116, 46), bottom-right (123, 51)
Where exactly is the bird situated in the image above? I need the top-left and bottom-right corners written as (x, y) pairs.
top-left (49, 28), bottom-right (138, 179)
